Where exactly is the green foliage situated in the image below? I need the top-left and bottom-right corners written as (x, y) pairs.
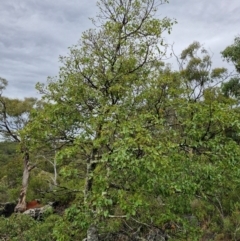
top-left (221, 36), bottom-right (240, 107)
top-left (0, 214), bottom-right (36, 240)
top-left (1, 1), bottom-right (240, 241)
top-left (19, 0), bottom-right (240, 238)
top-left (0, 142), bottom-right (18, 165)
top-left (0, 142), bottom-right (22, 202)
top-left (221, 35), bottom-right (240, 73)
top-left (222, 77), bottom-right (240, 101)
top-left (52, 205), bottom-right (92, 241)
top-left (0, 84), bottom-right (37, 142)
top-left (0, 214), bottom-right (59, 241)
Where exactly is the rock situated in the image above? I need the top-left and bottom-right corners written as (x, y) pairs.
top-left (23, 204), bottom-right (53, 220)
top-left (87, 225), bottom-right (99, 241)
top-left (0, 202), bottom-right (16, 217)
top-left (83, 225), bottom-right (99, 241)
top-left (146, 228), bottom-right (168, 241)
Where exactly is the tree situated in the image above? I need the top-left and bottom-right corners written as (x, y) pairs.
top-left (221, 35), bottom-right (240, 73)
top-left (0, 78), bottom-right (37, 212)
top-left (221, 36), bottom-right (240, 102)
top-left (24, 0), bottom-right (177, 236)
top-left (21, 2), bottom-right (240, 240)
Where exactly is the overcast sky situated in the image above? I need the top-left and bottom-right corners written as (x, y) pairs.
top-left (0, 0), bottom-right (239, 99)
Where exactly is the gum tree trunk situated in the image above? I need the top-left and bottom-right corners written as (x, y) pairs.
top-left (14, 151), bottom-right (34, 212)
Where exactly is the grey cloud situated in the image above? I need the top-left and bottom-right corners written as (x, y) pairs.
top-left (0, 0), bottom-right (97, 99)
top-left (159, 0), bottom-right (240, 69)
top-left (0, 0), bottom-right (239, 99)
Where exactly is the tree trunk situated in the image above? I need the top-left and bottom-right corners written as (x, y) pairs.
top-left (84, 127), bottom-right (102, 202)
top-left (14, 152), bottom-right (32, 213)
top-left (84, 149), bottom-right (97, 202)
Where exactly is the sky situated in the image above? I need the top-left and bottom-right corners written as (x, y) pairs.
top-left (0, 0), bottom-right (239, 99)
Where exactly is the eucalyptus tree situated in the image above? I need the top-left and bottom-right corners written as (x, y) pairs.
top-left (0, 78), bottom-right (38, 212)
top-left (222, 35), bottom-right (240, 73)
top-left (220, 36), bottom-right (240, 103)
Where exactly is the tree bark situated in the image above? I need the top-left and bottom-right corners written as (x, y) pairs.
top-left (14, 151), bottom-right (33, 213)
top-left (84, 149), bottom-right (97, 202)
top-left (84, 126), bottom-right (102, 202)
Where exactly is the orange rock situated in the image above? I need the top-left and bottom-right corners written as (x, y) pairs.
top-left (26, 200), bottom-right (42, 210)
